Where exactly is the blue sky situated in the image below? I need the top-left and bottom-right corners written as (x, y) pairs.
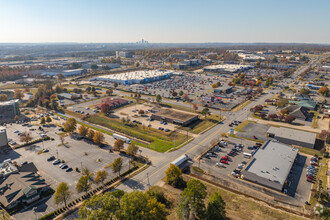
top-left (0, 0), bottom-right (329, 43)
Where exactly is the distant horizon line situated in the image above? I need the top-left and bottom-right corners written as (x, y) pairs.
top-left (0, 41), bottom-right (329, 45)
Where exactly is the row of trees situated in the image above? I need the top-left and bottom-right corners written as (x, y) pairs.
top-left (165, 164), bottom-right (226, 219)
top-left (77, 124), bottom-right (105, 144)
top-left (79, 189), bottom-right (166, 219)
top-left (55, 168), bottom-right (108, 206)
top-left (55, 159), bottom-right (124, 207)
top-left (63, 118), bottom-right (105, 144)
top-left (40, 116), bottom-right (52, 124)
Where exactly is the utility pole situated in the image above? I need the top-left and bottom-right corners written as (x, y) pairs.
top-left (147, 172), bottom-right (150, 188)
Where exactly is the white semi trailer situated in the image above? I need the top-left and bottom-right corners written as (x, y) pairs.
top-left (170, 154), bottom-right (189, 167)
top-left (113, 133), bottom-right (131, 144)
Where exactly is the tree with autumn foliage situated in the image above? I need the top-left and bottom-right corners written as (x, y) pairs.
top-left (114, 139), bottom-right (124, 151)
top-left (13, 89), bottom-right (24, 100)
top-left (285, 115), bottom-right (295, 124)
top-left (100, 103), bottom-right (110, 114)
top-left (318, 86), bottom-right (329, 96)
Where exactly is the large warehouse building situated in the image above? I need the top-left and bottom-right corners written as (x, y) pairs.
top-left (0, 127), bottom-right (8, 152)
top-left (203, 64), bottom-right (253, 73)
top-left (151, 108), bottom-right (199, 126)
top-left (242, 140), bottom-right (298, 191)
top-left (90, 70), bottom-right (175, 85)
top-left (266, 127), bottom-right (316, 149)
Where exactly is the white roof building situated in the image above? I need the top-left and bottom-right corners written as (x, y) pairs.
top-left (203, 64), bottom-right (253, 73)
top-left (90, 70), bottom-right (176, 85)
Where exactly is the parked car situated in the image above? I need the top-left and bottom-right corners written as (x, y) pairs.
top-left (47, 156), bottom-right (55, 161)
top-left (66, 167), bottom-right (73, 172)
top-left (216, 163), bottom-right (226, 168)
top-left (231, 172), bottom-right (240, 177)
top-left (220, 160), bottom-right (228, 164)
top-left (53, 159), bottom-right (61, 165)
top-left (21, 161), bottom-right (28, 165)
top-left (43, 149), bottom-right (49, 153)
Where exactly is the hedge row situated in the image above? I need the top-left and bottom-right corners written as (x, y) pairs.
top-left (14, 136), bottom-right (53, 149)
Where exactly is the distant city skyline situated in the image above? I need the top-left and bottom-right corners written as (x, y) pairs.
top-left (0, 0), bottom-right (330, 44)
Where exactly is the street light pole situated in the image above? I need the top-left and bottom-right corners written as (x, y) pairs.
top-left (32, 207), bottom-right (37, 220)
top-left (147, 172), bottom-right (150, 188)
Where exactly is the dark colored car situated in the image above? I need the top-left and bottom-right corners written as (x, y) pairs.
top-left (47, 156), bottom-right (55, 161)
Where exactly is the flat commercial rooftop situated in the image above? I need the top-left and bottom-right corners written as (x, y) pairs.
top-left (92, 70), bottom-right (174, 81)
top-left (267, 127), bottom-right (316, 145)
top-left (153, 108), bottom-right (198, 122)
top-left (203, 64), bottom-right (253, 72)
top-left (245, 141), bottom-right (298, 186)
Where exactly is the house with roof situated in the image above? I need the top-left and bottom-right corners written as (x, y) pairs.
top-left (291, 100), bottom-right (316, 110)
top-left (286, 105), bottom-right (311, 120)
top-left (292, 94), bottom-right (313, 101)
top-left (0, 162), bottom-right (49, 210)
top-left (57, 93), bottom-right (79, 100)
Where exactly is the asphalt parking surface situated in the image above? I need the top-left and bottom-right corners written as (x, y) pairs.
top-left (200, 138), bottom-right (257, 177)
top-left (236, 122), bottom-right (270, 141)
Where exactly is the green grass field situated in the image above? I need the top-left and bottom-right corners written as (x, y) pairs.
top-left (86, 114), bottom-right (190, 152)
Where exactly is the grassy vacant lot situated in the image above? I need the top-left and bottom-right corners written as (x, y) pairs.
top-left (187, 114), bottom-right (222, 134)
top-left (86, 114), bottom-right (190, 152)
top-left (162, 176), bottom-right (305, 220)
top-left (308, 157), bottom-right (328, 208)
top-left (298, 147), bottom-right (322, 157)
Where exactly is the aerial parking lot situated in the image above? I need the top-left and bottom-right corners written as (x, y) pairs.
top-left (199, 138), bottom-right (257, 178)
top-left (0, 134), bottom-right (130, 195)
top-left (197, 138), bottom-right (313, 205)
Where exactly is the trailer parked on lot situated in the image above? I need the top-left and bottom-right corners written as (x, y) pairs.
top-left (171, 154), bottom-right (189, 167)
top-left (113, 133), bottom-right (131, 144)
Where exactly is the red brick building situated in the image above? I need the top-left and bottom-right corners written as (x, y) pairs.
top-left (95, 98), bottom-right (130, 110)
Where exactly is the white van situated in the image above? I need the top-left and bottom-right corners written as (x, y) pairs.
top-left (243, 153), bottom-right (252, 159)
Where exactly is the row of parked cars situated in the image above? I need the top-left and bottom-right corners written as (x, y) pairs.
top-left (228, 120), bottom-right (242, 127)
top-left (306, 156), bottom-right (319, 183)
top-left (47, 156), bottom-right (73, 172)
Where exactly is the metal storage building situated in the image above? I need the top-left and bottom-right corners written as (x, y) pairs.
top-left (242, 140), bottom-right (298, 191)
top-left (266, 127), bottom-right (316, 149)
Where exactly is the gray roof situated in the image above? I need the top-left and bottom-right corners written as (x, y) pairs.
top-left (267, 127), bottom-right (316, 145)
top-left (245, 141), bottom-right (298, 186)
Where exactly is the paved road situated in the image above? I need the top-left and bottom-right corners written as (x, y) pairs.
top-left (117, 91), bottom-right (276, 192)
